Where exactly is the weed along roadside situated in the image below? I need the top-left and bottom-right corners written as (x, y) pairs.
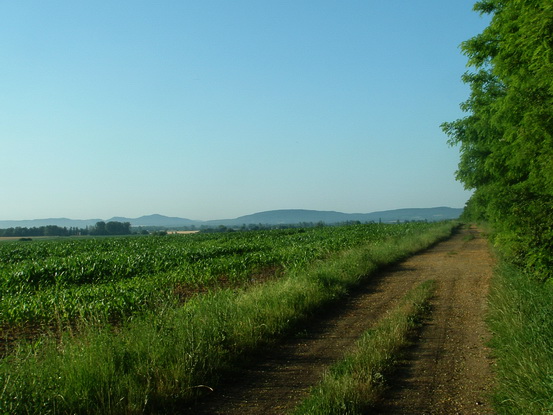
top-left (294, 280), bottom-right (436, 415)
top-left (0, 222), bottom-right (456, 414)
top-left (487, 263), bottom-right (553, 414)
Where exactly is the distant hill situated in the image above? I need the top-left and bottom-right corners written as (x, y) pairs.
top-left (107, 214), bottom-right (198, 227)
top-left (0, 218), bottom-right (103, 229)
top-left (207, 207), bottom-right (463, 226)
top-left (0, 207), bottom-right (463, 229)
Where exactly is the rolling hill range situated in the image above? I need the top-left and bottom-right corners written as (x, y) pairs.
top-left (218, 207), bottom-right (463, 226)
top-left (0, 207), bottom-right (463, 229)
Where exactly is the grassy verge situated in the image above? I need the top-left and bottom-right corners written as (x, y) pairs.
top-left (293, 279), bottom-right (436, 415)
top-left (0, 222), bottom-right (455, 414)
top-left (487, 263), bottom-right (553, 414)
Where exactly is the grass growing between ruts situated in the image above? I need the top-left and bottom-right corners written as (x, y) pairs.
top-left (487, 263), bottom-right (553, 414)
top-left (0, 222), bottom-right (455, 414)
top-left (293, 280), bottom-right (436, 415)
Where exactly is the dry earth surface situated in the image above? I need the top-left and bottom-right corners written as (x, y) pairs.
top-left (185, 226), bottom-right (495, 415)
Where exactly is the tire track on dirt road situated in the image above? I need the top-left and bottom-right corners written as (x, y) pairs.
top-left (375, 226), bottom-right (495, 414)
top-left (185, 226), bottom-right (494, 414)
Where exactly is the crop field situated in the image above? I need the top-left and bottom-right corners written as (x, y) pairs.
top-left (0, 221), bottom-right (456, 414)
top-left (1, 223), bottom-right (434, 328)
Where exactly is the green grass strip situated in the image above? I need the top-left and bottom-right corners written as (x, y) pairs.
top-left (0, 223), bottom-right (453, 414)
top-left (488, 263), bottom-right (553, 414)
top-left (293, 279), bottom-right (436, 415)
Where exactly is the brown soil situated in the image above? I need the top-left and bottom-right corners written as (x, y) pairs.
top-left (185, 225), bottom-right (495, 414)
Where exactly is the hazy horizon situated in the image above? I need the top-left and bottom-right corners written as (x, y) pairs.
top-left (1, 1), bottom-right (485, 221)
top-left (0, 206), bottom-right (465, 223)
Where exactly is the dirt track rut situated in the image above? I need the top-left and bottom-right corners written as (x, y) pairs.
top-left (187, 226), bottom-right (495, 414)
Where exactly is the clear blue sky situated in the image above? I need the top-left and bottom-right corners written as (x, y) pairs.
top-left (1, 1), bottom-right (488, 221)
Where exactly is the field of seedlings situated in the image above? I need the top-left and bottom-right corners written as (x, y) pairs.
top-left (1, 223), bottom-right (433, 328)
top-left (0, 221), bottom-right (456, 414)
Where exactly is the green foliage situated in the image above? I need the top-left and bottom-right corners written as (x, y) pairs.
top-left (90, 221), bottom-right (131, 235)
top-left (444, 5), bottom-right (553, 412)
top-left (442, 0), bottom-right (553, 280)
top-left (0, 225), bottom-right (74, 237)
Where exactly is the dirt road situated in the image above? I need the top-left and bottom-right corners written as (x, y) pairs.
top-left (187, 226), bottom-right (495, 414)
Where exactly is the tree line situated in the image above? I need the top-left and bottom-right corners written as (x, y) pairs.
top-left (442, 0), bottom-right (553, 280)
top-left (0, 221), bottom-right (132, 238)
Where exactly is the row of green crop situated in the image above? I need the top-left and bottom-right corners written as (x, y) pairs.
top-left (1, 224), bottom-right (414, 292)
top-left (0, 222), bottom-right (456, 414)
top-left (1, 223), bottom-right (438, 327)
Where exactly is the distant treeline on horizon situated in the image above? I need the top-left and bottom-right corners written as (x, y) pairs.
top-left (0, 218), bottom-right (437, 238)
top-left (0, 221), bottom-right (132, 237)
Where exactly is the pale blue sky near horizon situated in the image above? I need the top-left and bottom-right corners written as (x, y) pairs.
top-left (1, 1), bottom-right (488, 221)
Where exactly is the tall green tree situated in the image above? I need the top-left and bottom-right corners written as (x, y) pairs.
top-left (443, 0), bottom-right (553, 279)
top-left (105, 221), bottom-right (131, 235)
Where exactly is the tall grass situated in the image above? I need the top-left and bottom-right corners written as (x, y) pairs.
top-left (0, 222), bottom-right (455, 414)
top-left (293, 280), bottom-right (436, 415)
top-left (488, 263), bottom-right (553, 414)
